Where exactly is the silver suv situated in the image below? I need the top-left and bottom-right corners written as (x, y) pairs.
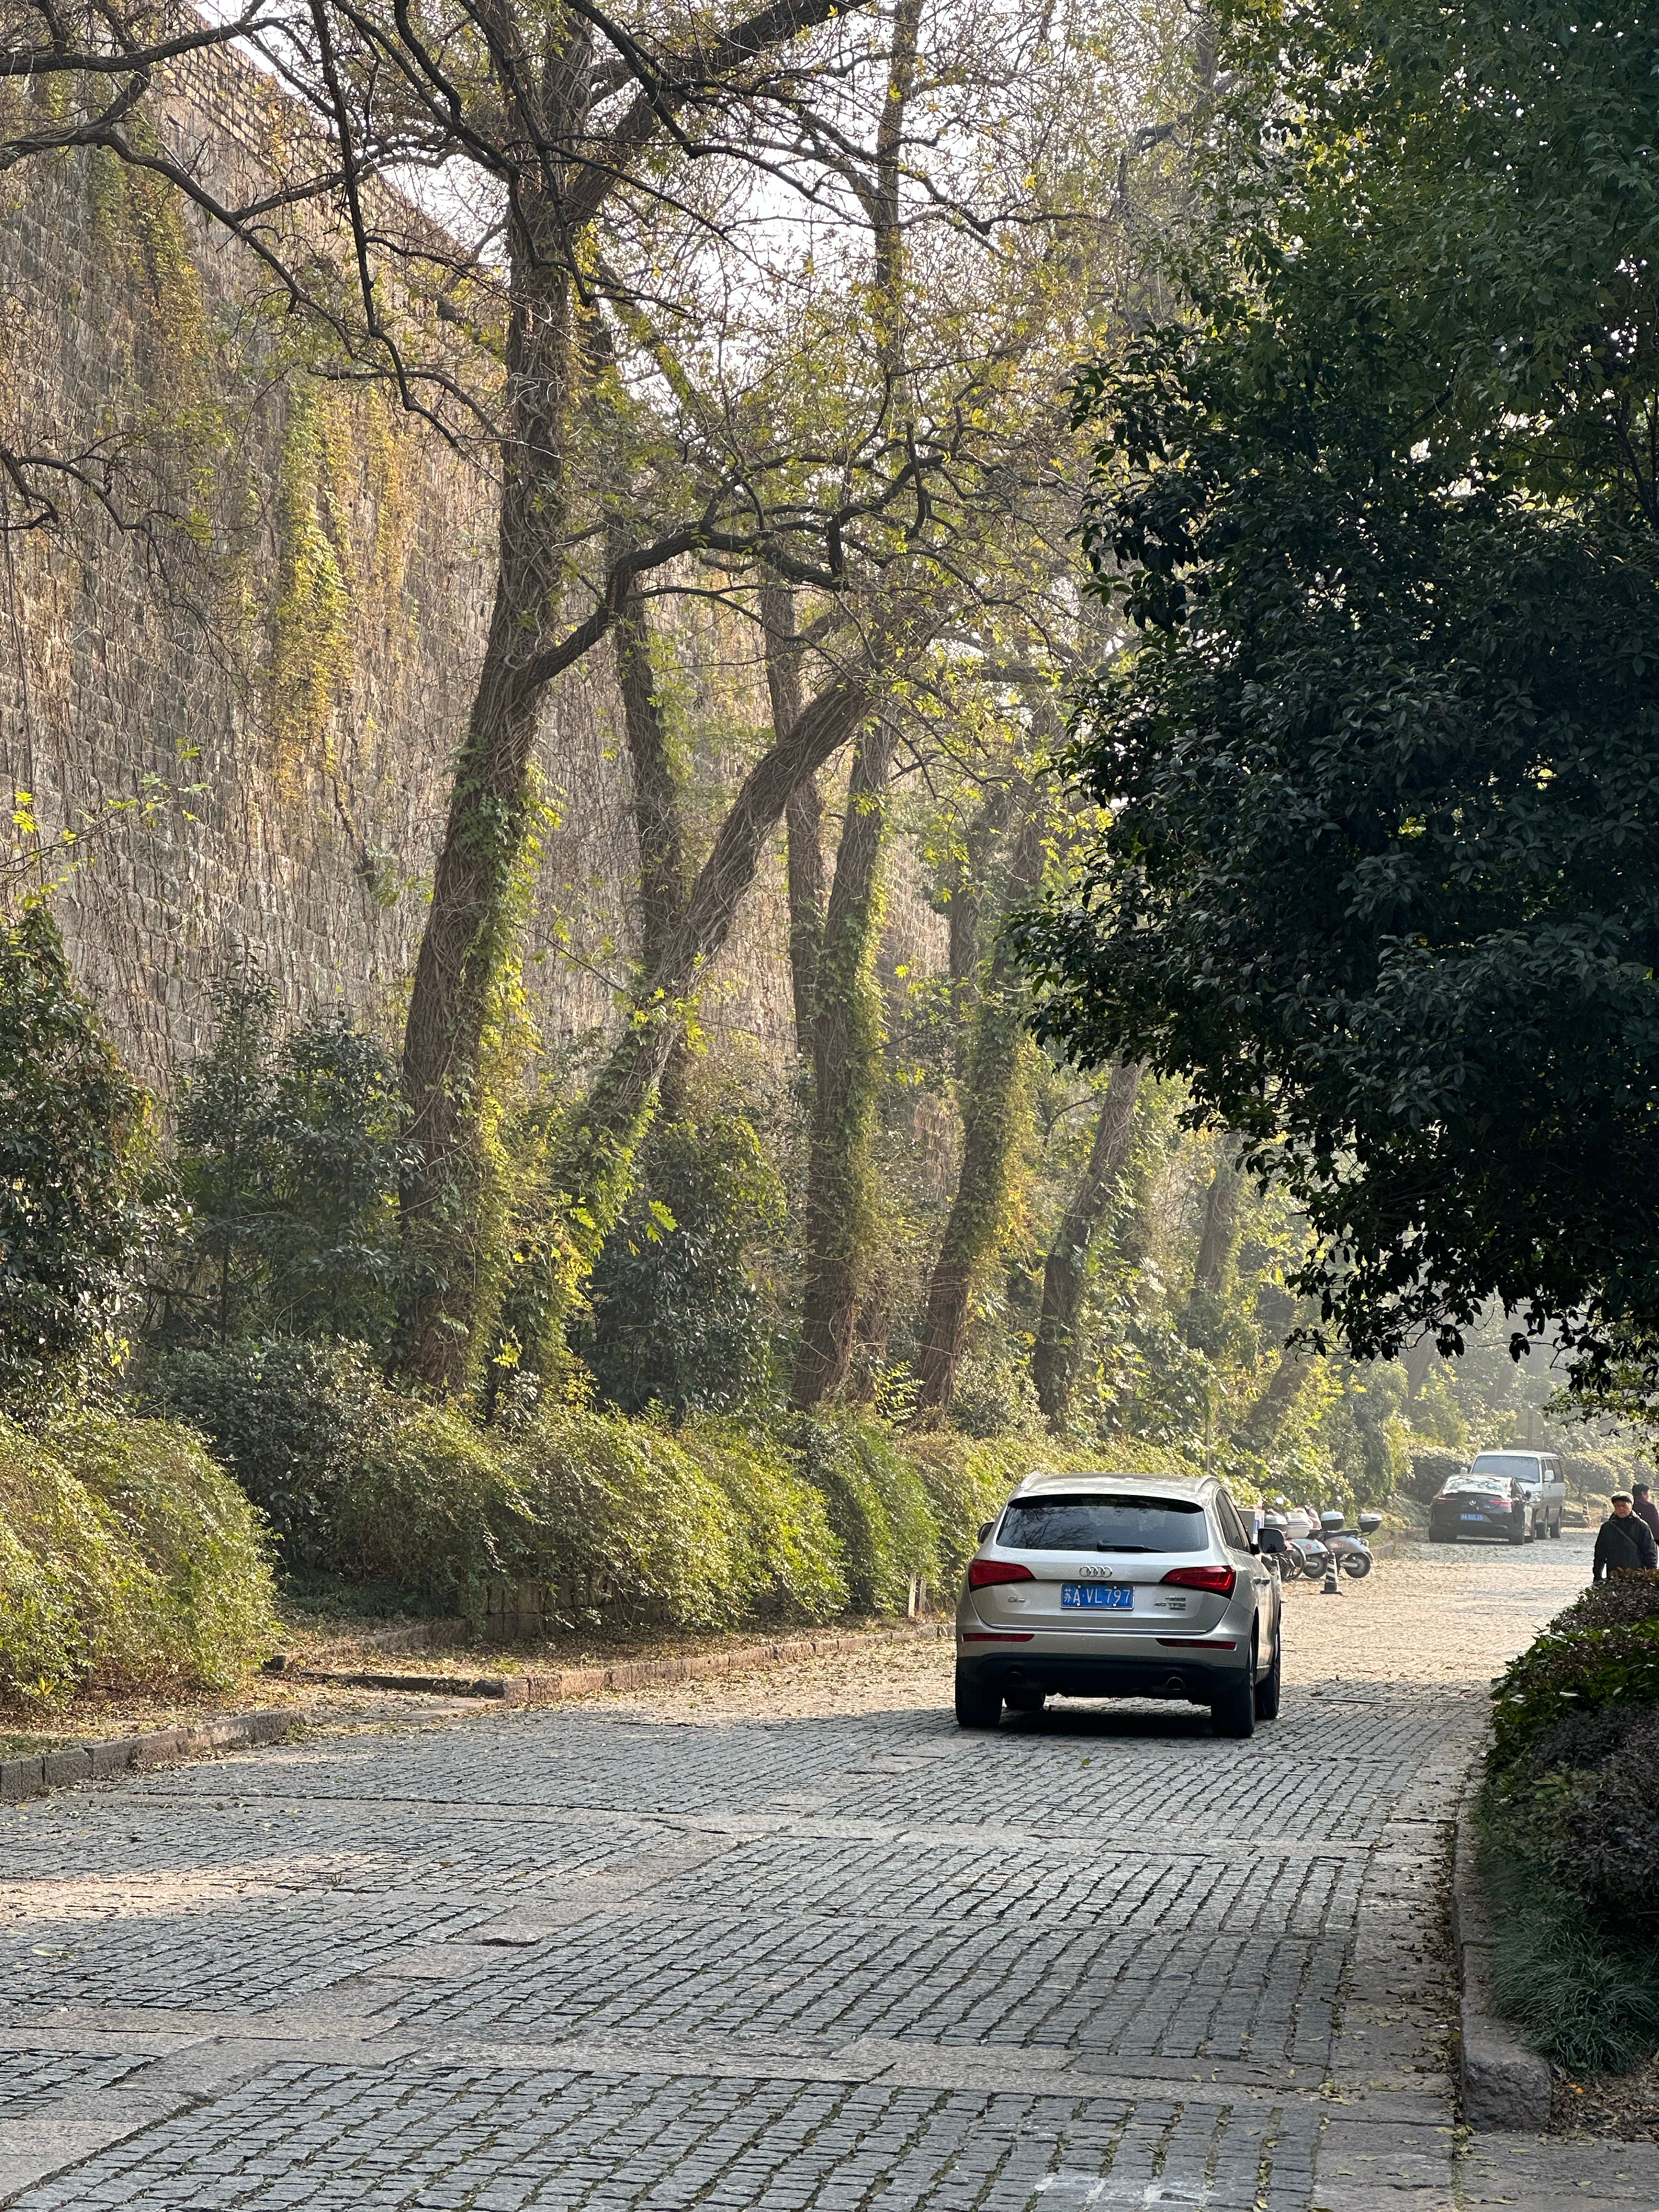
top-left (955, 1471), bottom-right (1283, 1739)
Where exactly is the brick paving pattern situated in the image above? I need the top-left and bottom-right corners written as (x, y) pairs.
top-left (6, 1532), bottom-right (1656, 2210)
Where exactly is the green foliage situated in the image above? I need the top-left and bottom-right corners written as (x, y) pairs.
top-left (0, 907), bottom-right (150, 1406)
top-left (171, 975), bottom-right (408, 1351)
top-left (1489, 1623), bottom-right (1659, 1776)
top-left (1550, 1574), bottom-right (1659, 1638)
top-left (328, 1402), bottom-right (524, 1608)
top-left (53, 1412), bottom-right (279, 1690)
top-left (581, 1116), bottom-right (784, 1418)
top-left (141, 1336), bottom-right (380, 1560)
top-left (511, 1409), bottom-right (744, 1630)
top-left (679, 1419), bottom-right (847, 1622)
top-left (1481, 1684), bottom-right (1659, 2072)
top-left (1407, 1449), bottom-right (1465, 1506)
top-left (0, 1411), bottom-right (275, 1709)
top-left (788, 1409), bottom-right (938, 1613)
top-left (1483, 1865), bottom-right (1659, 2078)
top-left (1019, 0), bottom-right (1659, 1402)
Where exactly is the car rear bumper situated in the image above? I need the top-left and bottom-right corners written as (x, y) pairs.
top-left (957, 1647), bottom-right (1249, 1706)
top-left (1430, 1513), bottom-right (1520, 1538)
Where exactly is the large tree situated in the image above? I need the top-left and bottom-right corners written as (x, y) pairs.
top-left (1017, 0), bottom-right (1659, 1404)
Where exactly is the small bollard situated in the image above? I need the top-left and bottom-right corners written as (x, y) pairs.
top-left (1322, 1561), bottom-right (1341, 1595)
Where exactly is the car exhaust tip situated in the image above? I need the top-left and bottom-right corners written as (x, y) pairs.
top-left (1165, 1675), bottom-right (1188, 1697)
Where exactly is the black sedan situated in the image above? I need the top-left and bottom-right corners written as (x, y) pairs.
top-left (1428, 1474), bottom-right (1534, 1545)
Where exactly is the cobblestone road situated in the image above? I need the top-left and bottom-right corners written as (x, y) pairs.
top-left (4, 1532), bottom-right (1658, 2211)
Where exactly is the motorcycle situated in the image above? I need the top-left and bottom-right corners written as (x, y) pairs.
top-left (1318, 1508), bottom-right (1383, 1578)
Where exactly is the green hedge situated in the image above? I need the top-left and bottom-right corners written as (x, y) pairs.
top-left (1481, 1571), bottom-right (1659, 2072)
top-left (132, 1335), bottom-right (1211, 1635)
top-left (0, 1412), bottom-right (276, 1709)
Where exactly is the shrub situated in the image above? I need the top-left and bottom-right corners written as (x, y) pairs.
top-left (680, 1420), bottom-right (847, 1622)
top-left (1408, 1448), bottom-right (1465, 1505)
top-left (1489, 1622), bottom-right (1659, 1773)
top-left (1550, 1572), bottom-right (1659, 1637)
top-left (0, 907), bottom-right (150, 1405)
top-left (168, 977), bottom-right (410, 1353)
top-left (0, 1420), bottom-right (137, 1703)
top-left (788, 1410), bottom-right (939, 1614)
top-left (0, 1412), bottom-right (275, 1708)
top-left (327, 1402), bottom-right (527, 1609)
top-left (580, 1115), bottom-right (783, 1419)
top-left (515, 1409), bottom-right (748, 1629)
top-left (53, 1412), bottom-right (278, 1689)
top-left (141, 1337), bottom-right (380, 1559)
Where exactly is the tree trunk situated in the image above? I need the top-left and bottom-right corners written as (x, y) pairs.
top-left (496, 664), bottom-right (885, 1375)
top-left (791, 719), bottom-right (896, 1408)
top-left (915, 808), bottom-right (1045, 1417)
top-left (616, 569), bottom-right (690, 1112)
top-left (397, 228), bottom-right (578, 1388)
top-left (1032, 1062), bottom-right (1144, 1430)
top-left (761, 579), bottom-right (824, 1058)
top-left (1181, 1137), bottom-right (1244, 1355)
top-left (1239, 1346), bottom-right (1312, 1448)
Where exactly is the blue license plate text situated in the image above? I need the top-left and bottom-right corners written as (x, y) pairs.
top-left (1061, 1584), bottom-right (1132, 1609)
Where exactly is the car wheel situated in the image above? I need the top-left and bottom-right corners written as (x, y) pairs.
top-left (1004, 1688), bottom-right (1045, 1716)
top-left (1212, 1664), bottom-right (1256, 1739)
top-left (1254, 1629), bottom-right (1282, 1722)
top-left (1429, 1529), bottom-right (1453, 1544)
top-left (954, 1666), bottom-right (1003, 1730)
top-left (1509, 1519), bottom-right (1526, 1545)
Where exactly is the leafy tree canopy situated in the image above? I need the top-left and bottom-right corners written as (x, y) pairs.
top-left (1017, 0), bottom-right (1659, 1403)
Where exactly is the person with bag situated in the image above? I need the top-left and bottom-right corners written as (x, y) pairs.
top-left (1593, 1494), bottom-right (1658, 1579)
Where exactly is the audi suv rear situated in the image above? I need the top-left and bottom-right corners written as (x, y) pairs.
top-left (954, 1472), bottom-right (1282, 1739)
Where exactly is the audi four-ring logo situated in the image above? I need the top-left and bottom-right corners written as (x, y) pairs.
top-left (1077, 1564), bottom-right (1115, 1578)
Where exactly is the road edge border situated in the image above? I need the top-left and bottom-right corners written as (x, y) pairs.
top-left (0, 1710), bottom-right (295, 1807)
top-left (1453, 1790), bottom-right (1552, 2131)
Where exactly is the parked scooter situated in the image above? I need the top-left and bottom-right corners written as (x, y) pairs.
top-left (1262, 1509), bottom-right (1329, 1581)
top-left (1318, 1508), bottom-right (1383, 1578)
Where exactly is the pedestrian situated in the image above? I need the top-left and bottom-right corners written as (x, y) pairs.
top-left (1633, 1482), bottom-right (1659, 1546)
top-left (1593, 1493), bottom-right (1658, 1579)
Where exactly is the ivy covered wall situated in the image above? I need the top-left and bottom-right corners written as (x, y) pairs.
top-left (0, 48), bottom-right (927, 1092)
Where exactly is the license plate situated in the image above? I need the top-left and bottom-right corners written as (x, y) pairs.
top-left (1460, 1514), bottom-right (1486, 1522)
top-left (1061, 1584), bottom-right (1132, 1609)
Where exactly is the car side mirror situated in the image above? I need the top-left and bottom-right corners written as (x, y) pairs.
top-left (977, 1521), bottom-right (995, 1543)
top-left (1257, 1526), bottom-right (1286, 1555)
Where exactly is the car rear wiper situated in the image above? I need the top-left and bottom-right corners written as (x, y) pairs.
top-left (1091, 1544), bottom-right (1152, 1553)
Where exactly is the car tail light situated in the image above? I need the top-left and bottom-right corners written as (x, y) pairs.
top-left (967, 1558), bottom-right (1036, 1589)
top-left (1160, 1564), bottom-right (1236, 1596)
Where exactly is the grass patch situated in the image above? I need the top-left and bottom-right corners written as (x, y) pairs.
top-left (1482, 1815), bottom-right (1659, 2075)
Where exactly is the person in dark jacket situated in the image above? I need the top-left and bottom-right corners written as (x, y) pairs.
top-left (1634, 1483), bottom-right (1659, 1546)
top-left (1594, 1494), bottom-right (1658, 1579)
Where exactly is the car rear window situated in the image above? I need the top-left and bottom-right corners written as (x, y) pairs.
top-left (1470, 1454), bottom-right (1542, 1480)
top-left (1443, 1474), bottom-right (1509, 1492)
top-left (997, 1494), bottom-right (1209, 1554)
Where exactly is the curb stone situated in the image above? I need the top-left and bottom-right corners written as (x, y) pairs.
top-left (1453, 1791), bottom-right (1553, 2130)
top-left (0, 1710), bottom-right (295, 1806)
top-left (263, 1621), bottom-right (954, 1708)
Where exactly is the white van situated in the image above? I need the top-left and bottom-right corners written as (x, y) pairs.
top-left (1468, 1450), bottom-right (1566, 1539)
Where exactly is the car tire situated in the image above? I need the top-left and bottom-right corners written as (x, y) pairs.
top-left (1212, 1669), bottom-right (1256, 1739)
top-left (1509, 1521), bottom-right (1526, 1545)
top-left (1254, 1630), bottom-right (1282, 1722)
top-left (1429, 1529), bottom-right (1453, 1544)
top-left (954, 1666), bottom-right (1003, 1730)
